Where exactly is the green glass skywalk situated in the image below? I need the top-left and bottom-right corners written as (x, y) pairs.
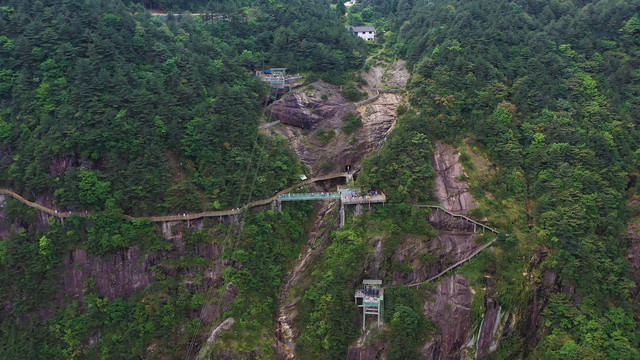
top-left (277, 192), bottom-right (340, 201)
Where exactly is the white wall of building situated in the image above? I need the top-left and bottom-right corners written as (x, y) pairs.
top-left (357, 31), bottom-right (375, 41)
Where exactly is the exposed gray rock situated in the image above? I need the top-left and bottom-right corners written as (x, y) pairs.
top-left (197, 317), bottom-right (236, 360)
top-left (49, 155), bottom-right (76, 178)
top-left (200, 283), bottom-right (239, 325)
top-left (347, 329), bottom-right (386, 360)
top-left (432, 141), bottom-right (478, 214)
top-left (475, 297), bottom-right (500, 359)
top-left (421, 275), bottom-right (473, 360)
top-left (60, 221), bottom-right (224, 301)
top-left (267, 82), bottom-right (352, 130)
top-left (361, 60), bottom-right (410, 92)
top-left (35, 192), bottom-right (53, 227)
top-left (515, 246), bottom-right (557, 355)
top-left (392, 230), bottom-right (477, 286)
top-left (0, 195), bottom-right (6, 240)
top-left (62, 247), bottom-right (159, 300)
top-left (270, 64), bottom-right (406, 175)
top-left (626, 216), bottom-right (640, 305)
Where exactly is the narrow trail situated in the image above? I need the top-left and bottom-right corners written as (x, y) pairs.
top-left (0, 172), bottom-right (349, 222)
top-left (362, 46), bottom-right (384, 71)
top-left (382, 205), bottom-right (504, 290)
top-left (413, 204), bottom-right (499, 234)
top-left (403, 238), bottom-right (497, 289)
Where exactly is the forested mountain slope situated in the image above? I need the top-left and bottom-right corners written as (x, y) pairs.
top-left (0, 1), bottom-right (367, 358)
top-left (355, 0), bottom-right (640, 358)
top-left (0, 0), bottom-right (365, 216)
top-left (1, 0), bottom-right (640, 359)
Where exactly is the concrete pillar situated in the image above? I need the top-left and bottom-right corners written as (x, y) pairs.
top-left (363, 305), bottom-right (366, 330)
top-left (340, 202), bottom-right (346, 228)
top-left (275, 200), bottom-right (282, 213)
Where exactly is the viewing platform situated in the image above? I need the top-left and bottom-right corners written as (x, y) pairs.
top-left (256, 68), bottom-right (303, 90)
top-left (150, 11), bottom-right (229, 22)
top-left (340, 188), bottom-right (386, 204)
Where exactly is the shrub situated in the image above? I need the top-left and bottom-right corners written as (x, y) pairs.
top-left (341, 82), bottom-right (367, 102)
top-left (342, 112), bottom-right (363, 134)
top-left (396, 104), bottom-right (408, 116)
top-left (315, 128), bottom-right (335, 145)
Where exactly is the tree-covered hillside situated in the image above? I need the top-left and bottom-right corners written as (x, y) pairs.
top-left (0, 0), bottom-right (367, 358)
top-left (358, 0), bottom-right (640, 358)
top-left (2, 0), bottom-right (640, 359)
top-left (0, 0), bottom-right (365, 216)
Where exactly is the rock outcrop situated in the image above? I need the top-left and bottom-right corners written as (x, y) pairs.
top-left (432, 141), bottom-right (478, 214)
top-left (61, 221), bottom-right (224, 301)
top-left (421, 275), bottom-right (473, 359)
top-left (200, 282), bottom-right (239, 326)
top-left (347, 329), bottom-right (386, 360)
top-left (0, 194), bottom-right (6, 240)
top-left (62, 247), bottom-right (159, 300)
top-left (392, 230), bottom-right (478, 286)
top-left (268, 82), bottom-right (354, 130)
top-left (416, 142), bottom-right (507, 359)
top-left (268, 62), bottom-right (408, 175)
top-left (361, 60), bottom-right (410, 92)
top-left (197, 317), bottom-right (236, 359)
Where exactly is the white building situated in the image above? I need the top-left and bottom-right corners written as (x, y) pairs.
top-left (345, 25), bottom-right (376, 41)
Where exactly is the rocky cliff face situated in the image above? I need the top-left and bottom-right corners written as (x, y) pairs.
top-left (392, 230), bottom-right (477, 286)
top-left (62, 247), bottom-right (159, 300)
top-left (0, 194), bottom-right (6, 240)
top-left (420, 143), bottom-right (518, 360)
top-left (346, 329), bottom-right (386, 360)
top-left (432, 141), bottom-right (478, 214)
top-left (267, 83), bottom-right (353, 130)
top-left (348, 142), bottom-right (513, 359)
top-left (61, 221), bottom-right (225, 302)
top-left (474, 295), bottom-right (514, 359)
top-left (267, 62), bottom-right (408, 175)
top-left (59, 222), bottom-right (225, 299)
top-left (421, 275), bottom-right (473, 359)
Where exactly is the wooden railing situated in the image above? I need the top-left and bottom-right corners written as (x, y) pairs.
top-left (382, 205), bottom-right (503, 289)
top-left (0, 172), bottom-right (349, 223)
top-left (414, 204), bottom-right (499, 234)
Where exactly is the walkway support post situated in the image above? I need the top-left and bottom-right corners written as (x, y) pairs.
top-left (340, 202), bottom-right (345, 228)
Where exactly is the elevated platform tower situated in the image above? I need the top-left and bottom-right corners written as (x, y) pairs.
top-left (355, 279), bottom-right (384, 329)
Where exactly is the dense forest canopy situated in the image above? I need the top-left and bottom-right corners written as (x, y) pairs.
top-left (0, 1), bottom-right (366, 357)
top-left (357, 0), bottom-right (640, 358)
top-left (0, 0), bottom-right (366, 216)
top-left (1, 0), bottom-right (640, 359)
